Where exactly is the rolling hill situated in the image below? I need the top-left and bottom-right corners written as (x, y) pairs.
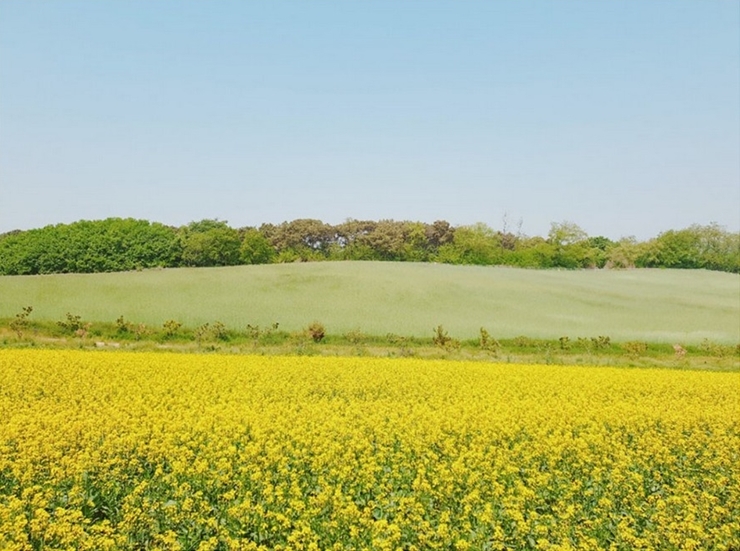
top-left (0, 262), bottom-right (738, 344)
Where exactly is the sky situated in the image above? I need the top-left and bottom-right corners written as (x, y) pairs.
top-left (1, 1), bottom-right (738, 240)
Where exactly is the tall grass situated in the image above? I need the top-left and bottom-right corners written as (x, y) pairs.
top-left (0, 262), bottom-right (738, 343)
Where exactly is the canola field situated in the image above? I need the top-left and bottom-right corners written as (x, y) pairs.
top-left (0, 350), bottom-right (738, 550)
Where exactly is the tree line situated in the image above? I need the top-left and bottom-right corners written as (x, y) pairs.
top-left (0, 217), bottom-right (737, 275)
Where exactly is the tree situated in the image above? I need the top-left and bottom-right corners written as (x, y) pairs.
top-left (425, 220), bottom-right (455, 248)
top-left (547, 221), bottom-right (592, 268)
top-left (443, 223), bottom-right (501, 265)
top-left (360, 220), bottom-right (407, 261)
top-left (644, 223), bottom-right (740, 272)
top-left (240, 228), bottom-right (275, 264)
top-left (180, 220), bottom-right (241, 267)
top-left (606, 237), bottom-right (645, 269)
top-left (0, 218), bottom-right (181, 274)
top-left (402, 221), bottom-right (431, 261)
top-left (334, 220), bottom-right (378, 260)
top-left (267, 219), bottom-right (333, 261)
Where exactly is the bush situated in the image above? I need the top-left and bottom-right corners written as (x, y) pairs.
top-left (194, 323), bottom-right (210, 344)
top-left (432, 325), bottom-right (451, 348)
top-left (698, 339), bottom-right (735, 358)
top-left (344, 329), bottom-right (366, 345)
top-left (57, 313), bottom-right (87, 335)
top-left (432, 325), bottom-right (459, 351)
top-left (511, 336), bottom-right (537, 348)
top-left (591, 336), bottom-right (611, 350)
top-left (115, 315), bottom-right (134, 335)
top-left (479, 327), bottom-right (500, 353)
top-left (245, 324), bottom-right (261, 340)
top-left (307, 321), bottom-right (325, 343)
top-left (162, 319), bottom-right (182, 337)
top-left (211, 321), bottom-right (228, 341)
top-left (623, 341), bottom-right (648, 357)
top-left (9, 306), bottom-right (33, 338)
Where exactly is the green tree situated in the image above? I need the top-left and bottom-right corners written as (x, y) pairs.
top-left (0, 218), bottom-right (180, 274)
top-left (402, 221), bottom-right (431, 261)
top-left (643, 224), bottom-right (740, 272)
top-left (442, 223), bottom-right (501, 265)
top-left (508, 236), bottom-right (556, 268)
top-left (360, 220), bottom-right (407, 261)
top-left (240, 228), bottom-right (275, 264)
top-left (547, 221), bottom-right (594, 268)
top-left (180, 220), bottom-right (241, 267)
top-left (267, 219), bottom-right (333, 261)
top-left (334, 220), bottom-right (379, 260)
top-left (606, 237), bottom-right (646, 269)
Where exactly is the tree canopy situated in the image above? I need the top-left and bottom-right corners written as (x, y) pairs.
top-left (0, 218), bottom-right (737, 275)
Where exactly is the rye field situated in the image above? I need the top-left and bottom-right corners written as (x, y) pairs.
top-left (0, 349), bottom-right (738, 550)
top-left (0, 262), bottom-right (738, 344)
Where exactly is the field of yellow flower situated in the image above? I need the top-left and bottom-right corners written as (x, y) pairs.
top-left (0, 350), bottom-right (738, 550)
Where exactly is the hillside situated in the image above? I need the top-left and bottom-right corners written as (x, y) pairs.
top-left (0, 262), bottom-right (738, 344)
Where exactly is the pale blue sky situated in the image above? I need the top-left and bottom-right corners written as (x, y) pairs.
top-left (1, 1), bottom-right (738, 240)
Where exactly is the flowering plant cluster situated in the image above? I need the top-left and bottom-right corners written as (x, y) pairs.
top-left (0, 350), bottom-right (738, 550)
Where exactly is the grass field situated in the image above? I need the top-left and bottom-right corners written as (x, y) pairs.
top-left (0, 262), bottom-right (738, 344)
top-left (2, 349), bottom-right (738, 549)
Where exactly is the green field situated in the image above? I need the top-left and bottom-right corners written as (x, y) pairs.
top-left (0, 262), bottom-right (738, 344)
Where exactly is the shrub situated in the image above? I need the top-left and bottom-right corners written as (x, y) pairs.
top-left (57, 313), bottom-right (87, 335)
top-left (307, 321), bottom-right (325, 343)
top-left (512, 336), bottom-right (536, 348)
top-left (574, 336), bottom-right (611, 352)
top-left (623, 341), bottom-right (648, 357)
top-left (432, 325), bottom-right (451, 348)
top-left (134, 323), bottom-right (148, 341)
top-left (433, 325), bottom-right (459, 351)
top-left (386, 333), bottom-right (403, 345)
top-left (344, 329), bottom-right (366, 345)
top-left (194, 323), bottom-right (210, 344)
top-left (673, 344), bottom-right (687, 358)
top-left (246, 324), bottom-right (261, 340)
top-left (699, 339), bottom-right (736, 358)
top-left (576, 337), bottom-right (591, 350)
top-left (115, 315), bottom-right (134, 335)
top-left (591, 336), bottom-right (611, 349)
top-left (9, 306), bottom-right (33, 338)
top-left (479, 327), bottom-right (500, 353)
top-left (162, 319), bottom-right (182, 337)
top-left (211, 321), bottom-right (228, 341)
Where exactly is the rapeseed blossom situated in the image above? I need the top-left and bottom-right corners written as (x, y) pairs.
top-left (0, 350), bottom-right (738, 549)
